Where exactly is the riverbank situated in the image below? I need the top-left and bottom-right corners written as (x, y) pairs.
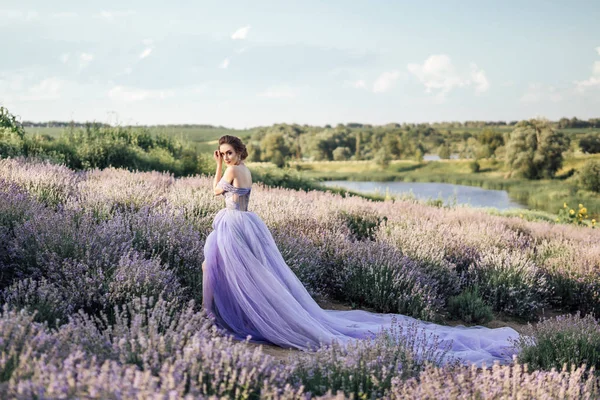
top-left (288, 154), bottom-right (600, 220)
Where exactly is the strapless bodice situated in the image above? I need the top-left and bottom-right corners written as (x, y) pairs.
top-left (217, 177), bottom-right (251, 211)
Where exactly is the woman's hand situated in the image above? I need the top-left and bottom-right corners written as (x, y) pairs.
top-left (213, 150), bottom-right (223, 165)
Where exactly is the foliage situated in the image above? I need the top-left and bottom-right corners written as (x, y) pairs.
top-left (514, 312), bottom-right (600, 372)
top-left (447, 286), bottom-right (494, 324)
top-left (469, 249), bottom-right (549, 319)
top-left (477, 128), bottom-right (504, 158)
top-left (505, 119), bottom-right (570, 179)
top-left (579, 134), bottom-right (600, 154)
top-left (374, 147), bottom-right (391, 168)
top-left (577, 159), bottom-right (600, 193)
top-left (260, 132), bottom-right (290, 168)
top-left (557, 202), bottom-right (596, 228)
top-left (437, 143), bottom-right (451, 159)
top-left (339, 210), bottom-right (386, 241)
top-left (0, 106), bottom-right (25, 139)
top-left (469, 159), bottom-right (481, 173)
top-left (332, 146), bottom-right (352, 161)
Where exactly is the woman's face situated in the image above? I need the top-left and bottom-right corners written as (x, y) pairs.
top-left (219, 143), bottom-right (239, 165)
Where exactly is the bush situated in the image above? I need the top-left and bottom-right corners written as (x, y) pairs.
top-left (290, 320), bottom-right (449, 398)
top-left (447, 287), bottom-right (493, 324)
top-left (469, 249), bottom-right (548, 319)
top-left (514, 312), bottom-right (600, 372)
top-left (338, 210), bottom-right (386, 241)
top-left (580, 134), bottom-right (600, 154)
top-left (1, 278), bottom-right (70, 327)
top-left (469, 160), bottom-right (481, 173)
top-left (578, 159), bottom-right (600, 193)
top-left (505, 119), bottom-right (570, 179)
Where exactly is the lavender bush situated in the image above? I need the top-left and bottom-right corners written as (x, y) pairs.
top-left (514, 312), bottom-right (600, 372)
top-left (290, 318), bottom-right (451, 398)
top-left (108, 252), bottom-right (183, 305)
top-left (1, 157), bottom-right (600, 397)
top-left (469, 248), bottom-right (549, 319)
top-left (1, 278), bottom-right (70, 327)
top-left (392, 362), bottom-right (599, 399)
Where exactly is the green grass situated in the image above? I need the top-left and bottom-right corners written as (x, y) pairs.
top-left (25, 126), bottom-right (254, 151)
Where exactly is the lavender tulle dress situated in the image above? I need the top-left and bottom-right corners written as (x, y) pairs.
top-left (203, 177), bottom-right (519, 366)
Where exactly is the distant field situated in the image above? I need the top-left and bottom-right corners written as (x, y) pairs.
top-left (24, 126), bottom-right (254, 153)
top-left (24, 125), bottom-right (600, 156)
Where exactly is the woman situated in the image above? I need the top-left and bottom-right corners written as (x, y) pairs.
top-left (202, 135), bottom-right (519, 366)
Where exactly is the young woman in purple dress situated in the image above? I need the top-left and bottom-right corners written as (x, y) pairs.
top-left (202, 135), bottom-right (519, 366)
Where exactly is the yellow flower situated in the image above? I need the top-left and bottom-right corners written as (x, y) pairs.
top-left (556, 218), bottom-right (559, 222)
top-left (579, 204), bottom-right (583, 209)
top-left (563, 202), bottom-right (567, 208)
top-left (581, 208), bottom-right (587, 214)
top-left (520, 214), bottom-right (523, 218)
top-left (569, 209), bottom-right (575, 215)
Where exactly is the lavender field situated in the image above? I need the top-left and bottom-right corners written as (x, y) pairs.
top-left (1, 157), bottom-right (600, 399)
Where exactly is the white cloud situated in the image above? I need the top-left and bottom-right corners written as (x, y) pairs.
top-left (236, 46), bottom-right (249, 54)
top-left (108, 86), bottom-right (175, 102)
top-left (372, 71), bottom-right (401, 93)
top-left (470, 63), bottom-right (489, 93)
top-left (231, 25), bottom-right (251, 40)
top-left (520, 83), bottom-right (563, 103)
top-left (79, 53), bottom-right (94, 69)
top-left (257, 85), bottom-right (296, 98)
top-left (142, 38), bottom-right (153, 46)
top-left (596, 46), bottom-right (600, 56)
top-left (219, 58), bottom-right (230, 69)
top-left (60, 53), bottom-right (70, 64)
top-left (407, 54), bottom-right (488, 99)
top-left (50, 11), bottom-right (77, 18)
top-left (352, 80), bottom-right (367, 89)
top-left (98, 10), bottom-right (135, 21)
top-left (0, 9), bottom-right (39, 21)
top-left (139, 48), bottom-right (153, 59)
top-left (575, 60), bottom-right (600, 92)
top-left (25, 78), bottom-right (63, 101)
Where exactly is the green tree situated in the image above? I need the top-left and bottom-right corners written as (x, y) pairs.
top-left (246, 142), bottom-right (261, 161)
top-left (478, 128), bottom-right (504, 157)
top-left (578, 160), bottom-right (600, 193)
top-left (505, 119), bottom-right (570, 179)
top-left (579, 134), bottom-right (600, 154)
top-left (332, 146), bottom-right (351, 161)
top-left (374, 147), bottom-right (391, 168)
top-left (260, 133), bottom-right (290, 168)
top-left (0, 106), bottom-right (25, 138)
top-left (437, 143), bottom-right (451, 159)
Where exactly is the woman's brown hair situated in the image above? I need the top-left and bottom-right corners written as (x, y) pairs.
top-left (218, 135), bottom-right (248, 160)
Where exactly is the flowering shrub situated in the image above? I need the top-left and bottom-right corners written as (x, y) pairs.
top-left (108, 252), bottom-right (183, 305)
top-left (557, 202), bottom-right (596, 228)
top-left (469, 249), bottom-right (549, 319)
top-left (290, 319), bottom-right (450, 398)
top-left (0, 157), bottom-right (599, 397)
top-left (1, 278), bottom-right (70, 327)
top-left (393, 361), bottom-right (598, 399)
top-left (514, 312), bottom-right (600, 372)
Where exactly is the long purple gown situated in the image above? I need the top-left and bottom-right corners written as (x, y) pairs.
top-left (203, 177), bottom-right (519, 366)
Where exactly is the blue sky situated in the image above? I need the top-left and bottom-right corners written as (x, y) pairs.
top-left (1, 0), bottom-right (599, 128)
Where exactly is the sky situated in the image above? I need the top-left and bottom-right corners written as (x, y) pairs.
top-left (1, 0), bottom-right (600, 129)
